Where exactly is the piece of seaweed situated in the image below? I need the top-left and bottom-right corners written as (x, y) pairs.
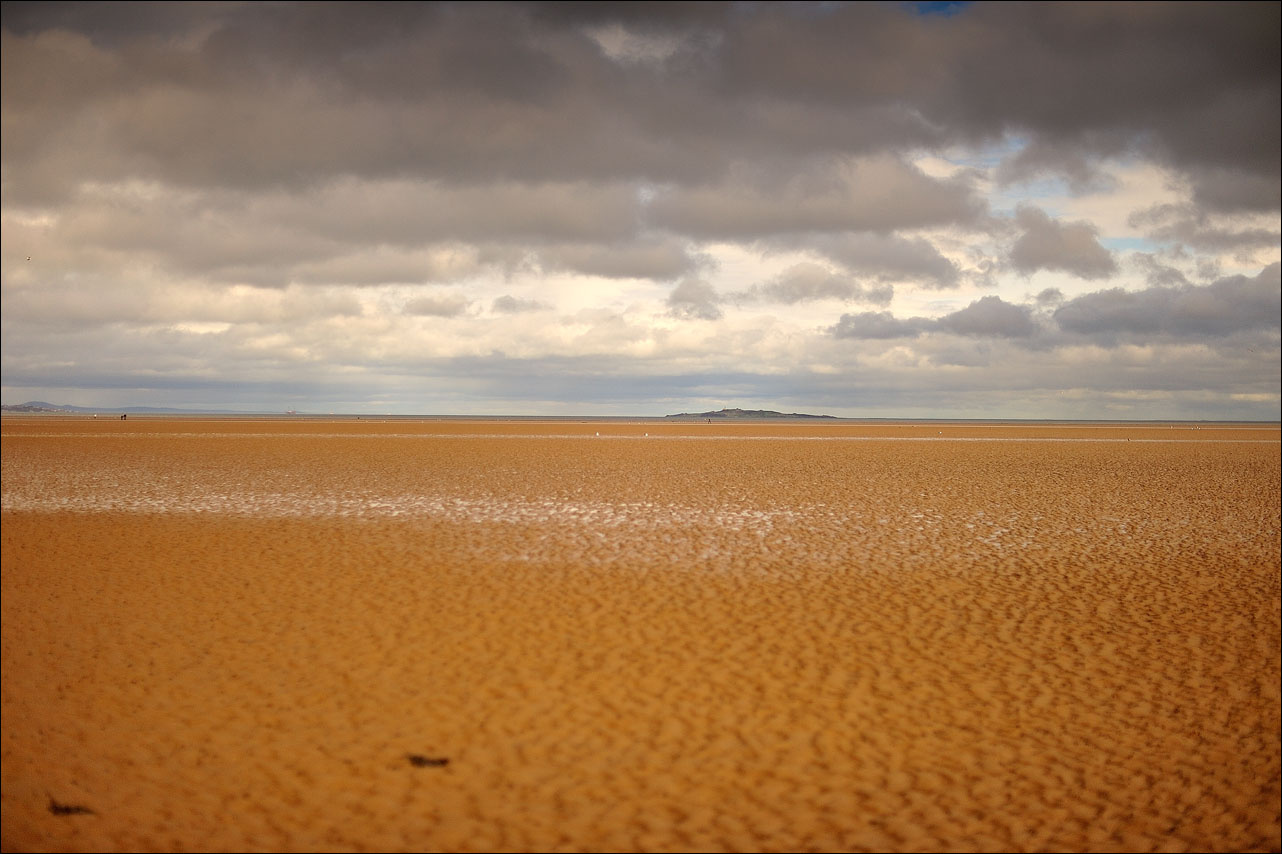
top-left (406, 754), bottom-right (449, 768)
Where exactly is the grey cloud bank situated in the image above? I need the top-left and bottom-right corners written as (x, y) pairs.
top-left (831, 265), bottom-right (1280, 344)
top-left (4, 2), bottom-right (1274, 200)
top-left (1010, 206), bottom-right (1117, 280)
top-left (2, 2), bottom-right (1278, 418)
top-left (1054, 264), bottom-right (1281, 340)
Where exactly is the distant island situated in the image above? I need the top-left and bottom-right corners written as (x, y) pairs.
top-left (665, 408), bottom-right (838, 420)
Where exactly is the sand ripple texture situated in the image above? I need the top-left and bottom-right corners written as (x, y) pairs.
top-left (2, 419), bottom-right (1279, 852)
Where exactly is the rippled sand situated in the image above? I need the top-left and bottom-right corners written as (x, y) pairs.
top-left (2, 418), bottom-right (1279, 852)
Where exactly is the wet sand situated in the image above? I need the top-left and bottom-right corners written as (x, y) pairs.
top-left (2, 418), bottom-right (1279, 852)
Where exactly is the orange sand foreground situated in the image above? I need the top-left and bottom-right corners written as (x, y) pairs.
top-left (2, 418), bottom-right (1279, 852)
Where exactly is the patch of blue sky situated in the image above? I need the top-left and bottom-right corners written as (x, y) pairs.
top-left (989, 177), bottom-right (1077, 218)
top-left (1100, 237), bottom-right (1160, 252)
top-left (905, 1), bottom-right (971, 16)
top-left (933, 135), bottom-right (1024, 172)
top-left (916, 296), bottom-right (968, 315)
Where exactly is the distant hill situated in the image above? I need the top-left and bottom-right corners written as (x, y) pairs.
top-left (1, 401), bottom-right (67, 413)
top-left (666, 407), bottom-right (838, 420)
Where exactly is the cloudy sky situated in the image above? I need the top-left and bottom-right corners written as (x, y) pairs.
top-left (2, 2), bottom-right (1278, 418)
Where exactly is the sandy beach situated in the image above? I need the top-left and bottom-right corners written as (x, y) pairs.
top-left (2, 418), bottom-right (1278, 852)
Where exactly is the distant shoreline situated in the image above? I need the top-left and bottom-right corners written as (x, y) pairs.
top-left (3, 401), bottom-right (1279, 426)
top-left (2, 411), bottom-right (1277, 428)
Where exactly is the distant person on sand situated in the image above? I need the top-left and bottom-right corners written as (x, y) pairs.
top-left (120, 414), bottom-right (127, 420)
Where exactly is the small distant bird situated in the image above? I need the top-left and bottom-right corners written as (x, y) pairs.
top-left (26, 256), bottom-right (31, 261)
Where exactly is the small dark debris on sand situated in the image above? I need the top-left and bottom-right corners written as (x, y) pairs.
top-left (406, 754), bottom-right (450, 768)
top-left (48, 798), bottom-right (95, 816)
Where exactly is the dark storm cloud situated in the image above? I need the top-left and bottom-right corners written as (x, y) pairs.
top-left (1053, 263), bottom-right (1281, 338)
top-left (7, 2), bottom-right (1272, 211)
top-left (1009, 206), bottom-right (1117, 280)
top-left (0, 1), bottom-right (239, 44)
top-left (717, 2), bottom-right (1279, 210)
top-left (927, 3), bottom-right (1280, 211)
top-left (3, 3), bottom-right (662, 200)
top-left (1183, 165), bottom-right (1282, 215)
